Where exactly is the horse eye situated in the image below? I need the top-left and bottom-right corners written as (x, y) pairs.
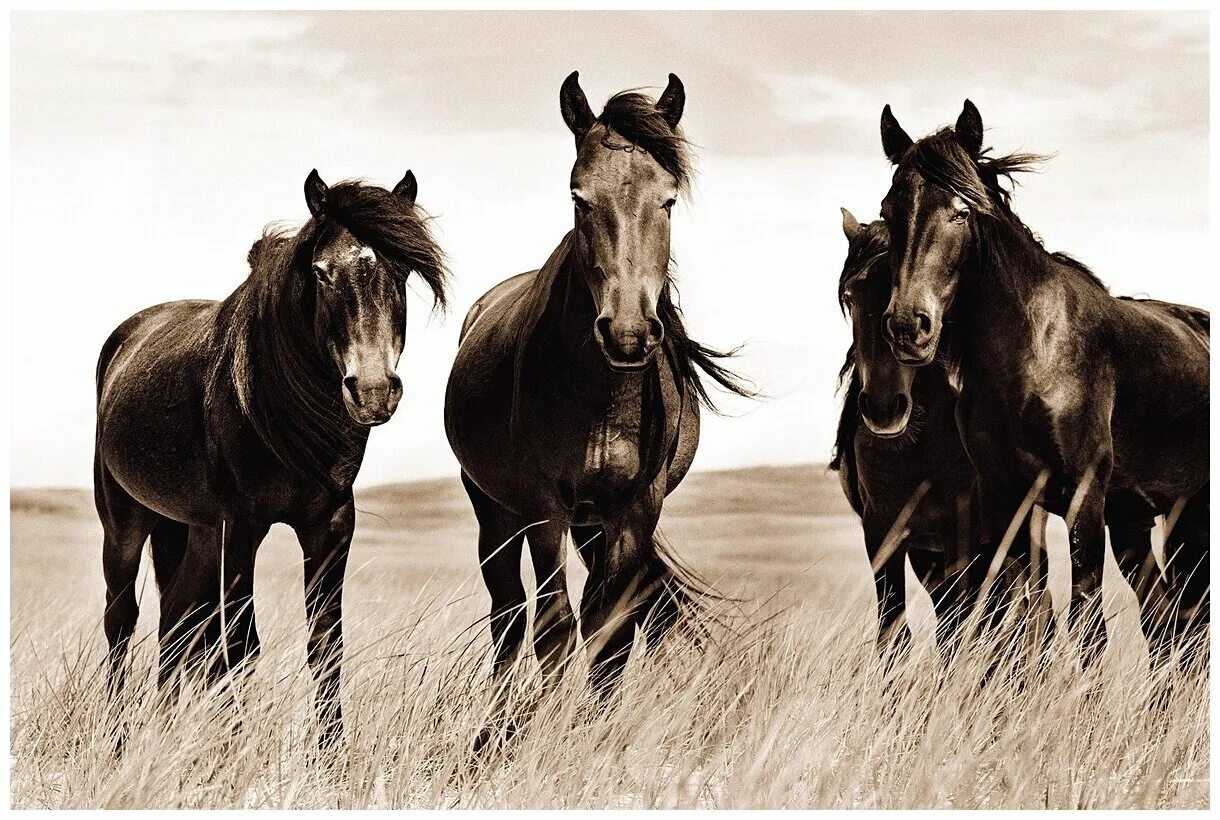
top-left (952, 207), bottom-right (970, 222)
top-left (571, 193), bottom-right (592, 214)
top-left (662, 198), bottom-right (676, 214)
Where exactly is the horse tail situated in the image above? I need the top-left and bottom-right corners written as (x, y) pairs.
top-left (640, 529), bottom-right (729, 649)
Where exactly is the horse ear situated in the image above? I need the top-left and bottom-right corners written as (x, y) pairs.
top-left (840, 208), bottom-right (862, 242)
top-left (304, 169), bottom-right (328, 218)
top-left (656, 73), bottom-right (685, 129)
top-left (392, 170), bottom-right (418, 205)
top-left (880, 104), bottom-right (913, 165)
top-left (955, 99), bottom-right (984, 156)
top-left (560, 71), bottom-right (595, 145)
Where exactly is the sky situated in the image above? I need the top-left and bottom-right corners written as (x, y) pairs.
top-left (9, 11), bottom-right (1210, 488)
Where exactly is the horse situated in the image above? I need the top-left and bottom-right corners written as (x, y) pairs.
top-left (94, 169), bottom-right (448, 747)
top-left (834, 210), bottom-right (1176, 663)
top-left (444, 72), bottom-right (752, 747)
top-left (875, 100), bottom-right (1209, 667)
top-left (832, 210), bottom-right (981, 656)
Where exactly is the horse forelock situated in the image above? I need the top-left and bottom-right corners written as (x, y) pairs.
top-left (316, 181), bottom-right (450, 312)
top-left (593, 90), bottom-right (693, 195)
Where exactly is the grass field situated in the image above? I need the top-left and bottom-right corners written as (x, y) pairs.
top-left (9, 465), bottom-right (1209, 808)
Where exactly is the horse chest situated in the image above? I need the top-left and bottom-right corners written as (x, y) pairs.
top-left (580, 381), bottom-right (646, 490)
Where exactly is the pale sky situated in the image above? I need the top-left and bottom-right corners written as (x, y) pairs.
top-left (10, 11), bottom-right (1209, 488)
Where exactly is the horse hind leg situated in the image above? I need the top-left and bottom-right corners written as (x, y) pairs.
top-left (462, 473), bottom-right (528, 757)
top-left (96, 462), bottom-right (158, 742)
top-left (1164, 489), bottom-right (1210, 671)
top-left (150, 518), bottom-right (189, 595)
top-left (156, 524), bottom-right (223, 691)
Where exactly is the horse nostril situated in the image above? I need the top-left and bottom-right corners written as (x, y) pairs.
top-left (883, 314), bottom-right (897, 342)
top-left (915, 312), bottom-right (932, 337)
top-left (857, 392), bottom-right (873, 420)
top-left (893, 393), bottom-right (909, 419)
top-left (595, 316), bottom-right (613, 346)
top-left (646, 317), bottom-right (664, 347)
top-left (387, 373), bottom-right (403, 394)
top-left (343, 376), bottom-right (360, 405)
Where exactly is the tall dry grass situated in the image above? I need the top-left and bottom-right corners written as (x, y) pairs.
top-left (10, 584), bottom-right (1209, 809)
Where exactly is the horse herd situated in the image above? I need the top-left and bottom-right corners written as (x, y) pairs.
top-left (92, 72), bottom-right (1209, 754)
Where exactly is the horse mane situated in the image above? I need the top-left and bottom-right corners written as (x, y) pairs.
top-left (212, 180), bottom-right (448, 490)
top-left (657, 276), bottom-right (756, 410)
top-left (594, 90), bottom-right (693, 195)
top-left (905, 130), bottom-right (1110, 294)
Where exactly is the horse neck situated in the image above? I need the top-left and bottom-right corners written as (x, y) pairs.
top-left (221, 274), bottom-right (368, 489)
top-left (957, 217), bottom-right (1055, 370)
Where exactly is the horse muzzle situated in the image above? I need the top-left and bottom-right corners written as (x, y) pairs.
top-left (594, 316), bottom-right (663, 371)
top-left (341, 373), bottom-right (403, 426)
top-left (859, 391), bottom-right (912, 438)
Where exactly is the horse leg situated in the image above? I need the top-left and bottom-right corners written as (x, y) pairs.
top-left (525, 520), bottom-right (577, 684)
top-left (580, 489), bottom-right (662, 699)
top-left (294, 499), bottom-right (354, 751)
top-left (150, 518), bottom-right (189, 596)
top-left (865, 520), bottom-right (909, 661)
top-left (971, 483), bottom-right (1035, 639)
top-left (462, 473), bottom-right (527, 756)
top-left (157, 524), bottom-right (223, 691)
top-left (1110, 518), bottom-right (1173, 666)
top-left (1066, 461), bottom-right (1112, 668)
top-left (571, 524), bottom-right (604, 574)
top-left (96, 461), bottom-right (158, 740)
top-left (212, 518), bottom-right (269, 682)
top-left (1164, 488), bottom-right (1210, 670)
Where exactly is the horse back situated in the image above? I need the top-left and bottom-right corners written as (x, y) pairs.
top-left (96, 300), bottom-right (218, 408)
top-left (458, 270), bottom-right (540, 344)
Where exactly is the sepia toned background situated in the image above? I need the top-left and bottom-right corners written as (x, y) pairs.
top-left (10, 10), bottom-right (1209, 490)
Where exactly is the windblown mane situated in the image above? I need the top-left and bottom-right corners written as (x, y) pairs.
top-left (903, 130), bottom-right (1110, 293)
top-left (594, 90), bottom-right (693, 195)
top-left (210, 181), bottom-right (448, 490)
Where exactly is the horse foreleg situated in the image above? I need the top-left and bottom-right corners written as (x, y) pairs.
top-left (580, 489), bottom-right (663, 699)
top-left (865, 520), bottom-right (909, 662)
top-left (295, 499), bottom-right (354, 751)
top-left (525, 519), bottom-right (577, 685)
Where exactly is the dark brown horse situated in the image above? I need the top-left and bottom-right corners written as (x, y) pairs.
top-left (95, 170), bottom-right (447, 746)
top-left (833, 210), bottom-right (980, 655)
top-left (445, 73), bottom-right (751, 745)
top-left (876, 101), bottom-right (1209, 666)
top-left (835, 210), bottom-right (1177, 663)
